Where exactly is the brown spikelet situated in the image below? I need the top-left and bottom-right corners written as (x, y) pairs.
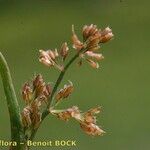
top-left (86, 59), bottom-right (99, 69)
top-left (60, 42), bottom-right (69, 61)
top-left (72, 25), bottom-right (84, 51)
top-left (55, 81), bottom-right (74, 102)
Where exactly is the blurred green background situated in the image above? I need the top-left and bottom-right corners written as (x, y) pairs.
top-left (0, 0), bottom-right (150, 150)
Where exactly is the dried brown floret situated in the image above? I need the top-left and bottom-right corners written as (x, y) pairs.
top-left (72, 25), bottom-right (84, 51)
top-left (55, 81), bottom-right (74, 102)
top-left (100, 27), bottom-right (114, 43)
top-left (21, 106), bottom-right (32, 127)
top-left (80, 123), bottom-right (105, 136)
top-left (85, 51), bottom-right (104, 61)
top-left (22, 83), bottom-right (33, 104)
top-left (86, 59), bottom-right (99, 69)
top-left (39, 49), bottom-right (64, 71)
top-left (60, 42), bottom-right (69, 61)
top-left (50, 106), bottom-right (81, 121)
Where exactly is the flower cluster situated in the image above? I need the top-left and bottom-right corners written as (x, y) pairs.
top-left (72, 24), bottom-right (113, 68)
top-left (47, 80), bottom-right (105, 136)
top-left (39, 42), bottom-right (69, 71)
top-left (21, 74), bottom-right (51, 129)
top-left (39, 24), bottom-right (113, 70)
top-left (50, 106), bottom-right (105, 136)
top-left (21, 24), bottom-right (113, 138)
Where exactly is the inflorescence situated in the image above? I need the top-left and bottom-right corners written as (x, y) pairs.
top-left (21, 24), bottom-right (113, 138)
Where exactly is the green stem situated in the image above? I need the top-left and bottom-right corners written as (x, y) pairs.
top-left (0, 52), bottom-right (25, 150)
top-left (48, 52), bottom-right (80, 108)
top-left (30, 52), bottom-right (80, 140)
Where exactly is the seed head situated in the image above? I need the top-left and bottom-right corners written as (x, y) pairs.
top-left (21, 75), bottom-right (52, 128)
top-left (39, 49), bottom-right (63, 71)
top-left (50, 106), bottom-right (104, 136)
top-left (72, 24), bottom-right (113, 69)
